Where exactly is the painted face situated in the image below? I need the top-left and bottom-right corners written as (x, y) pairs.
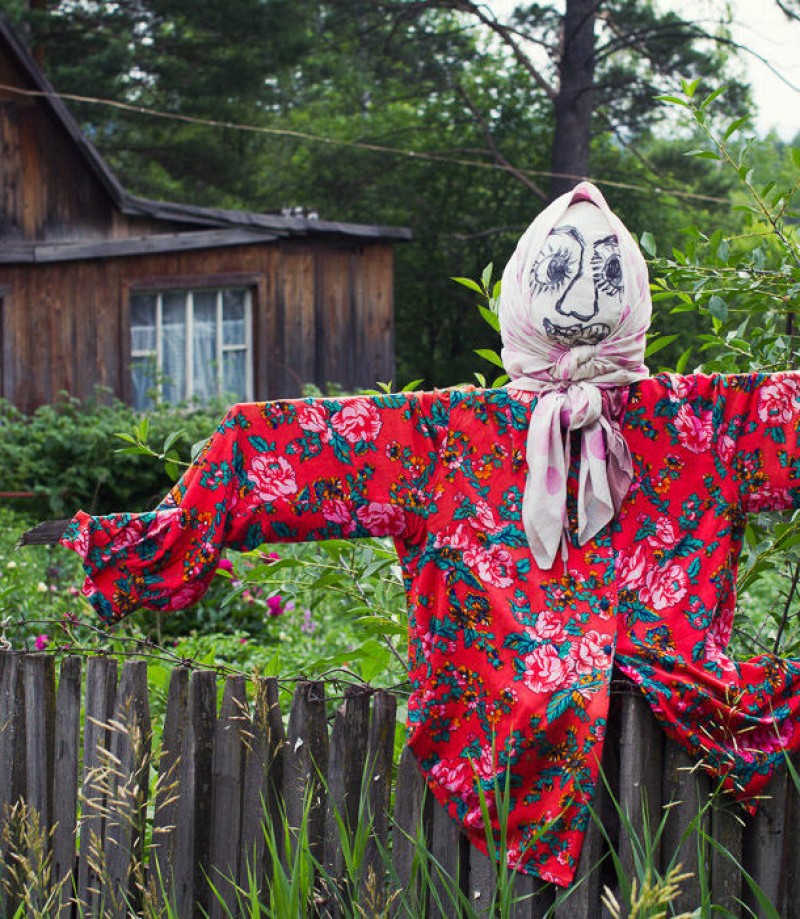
top-left (529, 200), bottom-right (624, 347)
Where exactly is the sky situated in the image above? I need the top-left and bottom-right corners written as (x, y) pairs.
top-left (484, 0), bottom-right (800, 141)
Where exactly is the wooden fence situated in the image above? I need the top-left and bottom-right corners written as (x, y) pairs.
top-left (0, 649), bottom-right (797, 918)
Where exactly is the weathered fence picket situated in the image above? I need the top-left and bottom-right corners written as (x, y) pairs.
top-left (0, 649), bottom-right (798, 918)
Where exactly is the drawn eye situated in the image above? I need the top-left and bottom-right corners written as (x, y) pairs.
top-left (530, 246), bottom-right (578, 295)
top-left (591, 240), bottom-right (624, 298)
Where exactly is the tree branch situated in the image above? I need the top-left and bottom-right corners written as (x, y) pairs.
top-left (455, 82), bottom-right (548, 200)
top-left (429, 0), bottom-right (558, 101)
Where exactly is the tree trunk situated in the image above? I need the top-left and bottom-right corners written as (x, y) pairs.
top-left (550, 0), bottom-right (598, 200)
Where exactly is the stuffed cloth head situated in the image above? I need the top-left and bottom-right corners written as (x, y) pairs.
top-left (498, 181), bottom-right (651, 569)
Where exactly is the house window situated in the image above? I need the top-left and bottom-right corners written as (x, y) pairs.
top-left (130, 288), bottom-right (253, 409)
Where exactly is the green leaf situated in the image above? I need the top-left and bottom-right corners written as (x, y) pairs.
top-left (708, 295), bottom-right (728, 322)
top-left (656, 94), bottom-right (689, 107)
top-left (723, 115), bottom-right (750, 141)
top-left (681, 77), bottom-right (701, 98)
top-left (640, 231), bottom-right (656, 258)
top-left (474, 348), bottom-right (505, 369)
top-left (163, 429), bottom-right (186, 453)
top-left (675, 347), bottom-right (692, 374)
top-left (645, 334), bottom-right (678, 358)
top-left (700, 86), bottom-right (727, 109)
top-left (686, 150), bottom-right (720, 160)
top-left (791, 147), bottom-right (800, 169)
top-left (478, 305), bottom-right (500, 331)
top-left (480, 263), bottom-right (493, 291)
top-left (451, 276), bottom-right (482, 293)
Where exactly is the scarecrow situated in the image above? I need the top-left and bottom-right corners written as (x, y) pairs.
top-left (45, 182), bottom-right (800, 887)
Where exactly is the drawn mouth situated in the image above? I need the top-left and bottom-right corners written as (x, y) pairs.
top-left (543, 318), bottom-right (611, 346)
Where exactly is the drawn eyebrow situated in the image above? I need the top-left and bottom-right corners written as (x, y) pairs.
top-left (550, 225), bottom-right (586, 246)
top-left (593, 234), bottom-right (618, 249)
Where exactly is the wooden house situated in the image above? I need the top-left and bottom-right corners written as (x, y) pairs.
top-left (0, 18), bottom-right (409, 413)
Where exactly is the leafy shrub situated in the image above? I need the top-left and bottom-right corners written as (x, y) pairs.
top-left (0, 393), bottom-right (227, 517)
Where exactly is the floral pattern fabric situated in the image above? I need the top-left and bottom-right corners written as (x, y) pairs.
top-left (62, 372), bottom-right (800, 887)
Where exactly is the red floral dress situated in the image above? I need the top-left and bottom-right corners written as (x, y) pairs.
top-left (61, 372), bottom-right (800, 887)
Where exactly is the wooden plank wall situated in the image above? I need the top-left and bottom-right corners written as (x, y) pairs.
top-left (0, 650), bottom-right (797, 918)
top-left (0, 240), bottom-right (395, 411)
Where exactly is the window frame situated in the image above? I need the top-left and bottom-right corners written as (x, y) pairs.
top-left (128, 275), bottom-right (257, 408)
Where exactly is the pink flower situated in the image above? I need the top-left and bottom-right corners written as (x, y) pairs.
top-left (640, 563), bottom-right (689, 610)
top-left (528, 610), bottom-right (567, 643)
top-left (250, 454), bottom-right (298, 503)
top-left (573, 630), bottom-right (613, 675)
top-left (463, 543), bottom-right (514, 588)
top-left (322, 498), bottom-right (356, 535)
top-left (297, 403), bottom-right (331, 442)
top-left (757, 376), bottom-right (800, 425)
top-left (430, 760), bottom-right (468, 794)
top-left (523, 645), bottom-right (575, 694)
top-left (434, 522), bottom-right (474, 553)
top-left (647, 518), bottom-right (679, 550)
top-left (356, 501), bottom-right (406, 535)
top-left (673, 404), bottom-right (714, 454)
top-left (34, 634), bottom-right (49, 651)
top-left (216, 558), bottom-right (234, 574)
top-left (716, 433), bottom-right (736, 465)
top-left (267, 595), bottom-right (283, 617)
top-left (472, 498), bottom-right (498, 532)
top-left (617, 543), bottom-right (648, 590)
top-left (331, 400), bottom-right (382, 444)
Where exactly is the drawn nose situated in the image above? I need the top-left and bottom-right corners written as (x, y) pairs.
top-left (555, 271), bottom-right (598, 322)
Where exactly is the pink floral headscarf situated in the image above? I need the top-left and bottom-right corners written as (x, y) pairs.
top-left (498, 181), bottom-right (652, 569)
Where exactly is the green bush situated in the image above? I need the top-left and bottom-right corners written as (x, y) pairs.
top-left (0, 393), bottom-right (227, 517)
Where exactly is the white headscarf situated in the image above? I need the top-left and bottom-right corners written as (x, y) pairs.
top-left (498, 181), bottom-right (652, 569)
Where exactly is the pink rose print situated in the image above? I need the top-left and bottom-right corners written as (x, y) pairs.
top-left (434, 522), bottom-right (474, 553)
top-left (757, 376), bottom-right (800, 425)
top-left (297, 402), bottom-right (331, 442)
top-left (617, 543), bottom-right (648, 590)
top-left (463, 543), bottom-right (514, 588)
top-left (747, 481), bottom-right (791, 513)
top-left (472, 498), bottom-right (499, 532)
top-left (640, 563), bottom-right (689, 610)
top-left (331, 400), bottom-right (382, 444)
top-left (647, 517), bottom-right (679, 550)
top-left (322, 498), bottom-right (356, 535)
top-left (430, 759), bottom-right (469, 794)
top-left (250, 454), bottom-right (298, 503)
top-left (529, 610), bottom-right (567, 644)
top-left (673, 403), bottom-right (713, 454)
top-left (523, 645), bottom-right (575, 694)
top-left (574, 630), bottom-right (613, 675)
top-left (716, 433), bottom-right (735, 465)
top-left (356, 501), bottom-right (406, 535)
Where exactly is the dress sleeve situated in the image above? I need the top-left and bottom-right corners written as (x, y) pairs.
top-left (60, 391), bottom-right (450, 622)
top-left (709, 371), bottom-right (800, 514)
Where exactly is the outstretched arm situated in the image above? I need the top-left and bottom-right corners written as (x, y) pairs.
top-left (59, 391), bottom-right (450, 623)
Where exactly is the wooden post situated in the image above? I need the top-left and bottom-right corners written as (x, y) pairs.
top-left (103, 660), bottom-right (152, 919)
top-left (183, 670), bottom-right (217, 919)
top-left (709, 790), bottom-right (743, 919)
top-left (76, 655), bottom-right (117, 918)
top-left (742, 765), bottom-right (787, 916)
top-left (428, 799), bottom-right (468, 917)
top-left (323, 684), bottom-right (371, 916)
top-left (660, 743), bottom-right (711, 915)
top-left (239, 676), bottom-right (283, 905)
top-left (208, 675), bottom-right (249, 919)
top-left (149, 666), bottom-right (190, 913)
top-left (284, 680), bottom-right (329, 866)
top-left (52, 655), bottom-right (81, 919)
top-left (362, 690), bottom-right (397, 910)
top-left (390, 744), bottom-right (430, 917)
top-left (617, 690), bottom-right (664, 882)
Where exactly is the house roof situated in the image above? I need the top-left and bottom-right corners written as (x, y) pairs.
top-left (0, 16), bottom-right (411, 247)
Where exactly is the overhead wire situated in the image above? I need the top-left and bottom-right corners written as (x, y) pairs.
top-left (0, 81), bottom-right (739, 206)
